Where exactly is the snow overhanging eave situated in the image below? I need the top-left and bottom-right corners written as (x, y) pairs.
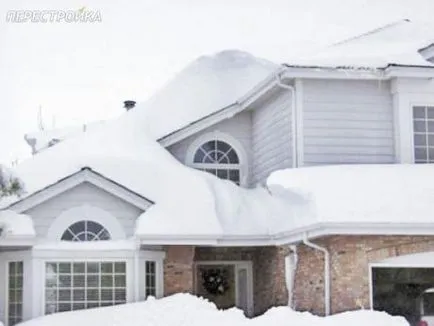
top-left (138, 221), bottom-right (434, 246)
top-left (281, 63), bottom-right (434, 79)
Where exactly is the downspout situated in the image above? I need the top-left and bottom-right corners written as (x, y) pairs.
top-left (133, 237), bottom-right (140, 302)
top-left (302, 233), bottom-right (331, 316)
top-left (285, 245), bottom-right (298, 309)
top-left (275, 71), bottom-right (298, 168)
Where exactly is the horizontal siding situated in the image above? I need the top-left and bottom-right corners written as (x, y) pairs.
top-left (24, 182), bottom-right (143, 239)
top-left (167, 111), bottom-right (252, 185)
top-left (302, 79), bottom-right (395, 166)
top-left (251, 89), bottom-right (292, 185)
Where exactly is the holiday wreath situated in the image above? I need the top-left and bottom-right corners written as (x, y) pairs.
top-left (201, 268), bottom-right (229, 295)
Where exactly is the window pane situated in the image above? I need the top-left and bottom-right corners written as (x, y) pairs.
top-left (87, 221), bottom-right (103, 234)
top-left (226, 149), bottom-right (239, 164)
top-left (59, 263), bottom-right (71, 274)
top-left (193, 149), bottom-right (205, 163)
top-left (87, 263), bottom-right (99, 274)
top-left (73, 263), bottom-right (85, 274)
top-left (428, 107), bottom-right (434, 119)
top-left (9, 262), bottom-right (24, 326)
top-left (217, 169), bottom-right (228, 179)
top-left (414, 120), bottom-right (426, 132)
top-left (59, 275), bottom-right (71, 287)
top-left (201, 141), bottom-right (216, 153)
top-left (61, 230), bottom-right (74, 241)
top-left (69, 222), bottom-right (85, 235)
top-left (415, 147), bottom-right (427, 160)
top-left (101, 263), bottom-right (113, 273)
top-left (414, 134), bottom-right (426, 146)
top-left (414, 106), bottom-right (426, 119)
top-left (229, 170), bottom-right (240, 183)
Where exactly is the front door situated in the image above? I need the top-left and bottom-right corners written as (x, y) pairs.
top-left (195, 261), bottom-right (253, 316)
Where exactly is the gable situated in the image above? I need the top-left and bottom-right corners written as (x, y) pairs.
top-left (23, 182), bottom-right (145, 239)
top-left (167, 111), bottom-right (252, 185)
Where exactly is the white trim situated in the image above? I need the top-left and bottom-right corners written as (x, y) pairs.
top-left (294, 78), bottom-right (304, 167)
top-left (194, 260), bottom-right (254, 316)
top-left (368, 265), bottom-right (374, 310)
top-left (8, 169), bottom-right (153, 213)
top-left (46, 204), bottom-right (126, 241)
top-left (139, 222), bottom-right (434, 246)
top-left (185, 131), bottom-right (248, 187)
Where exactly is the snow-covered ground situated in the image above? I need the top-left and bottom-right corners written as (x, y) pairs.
top-left (17, 294), bottom-right (409, 326)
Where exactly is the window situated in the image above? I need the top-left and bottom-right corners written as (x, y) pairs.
top-left (45, 261), bottom-right (127, 314)
top-left (145, 261), bottom-right (156, 298)
top-left (192, 140), bottom-right (241, 184)
top-left (8, 261), bottom-right (23, 326)
top-left (413, 106), bottom-right (434, 163)
top-left (61, 221), bottom-right (111, 241)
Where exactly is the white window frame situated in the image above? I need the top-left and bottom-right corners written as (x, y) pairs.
top-left (392, 79), bottom-right (434, 163)
top-left (185, 131), bottom-right (248, 186)
top-left (43, 260), bottom-right (128, 314)
top-left (47, 205), bottom-right (126, 241)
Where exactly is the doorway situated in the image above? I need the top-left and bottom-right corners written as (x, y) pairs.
top-left (194, 261), bottom-right (253, 316)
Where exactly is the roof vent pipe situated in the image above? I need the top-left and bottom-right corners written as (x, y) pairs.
top-left (124, 100), bottom-right (136, 111)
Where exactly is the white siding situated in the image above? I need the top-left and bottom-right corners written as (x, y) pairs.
top-left (167, 111), bottom-right (252, 184)
top-left (302, 79), bottom-right (395, 165)
top-left (251, 89), bottom-right (293, 185)
top-left (24, 182), bottom-right (143, 239)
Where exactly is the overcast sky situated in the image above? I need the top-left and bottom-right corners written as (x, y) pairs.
top-left (1, 0), bottom-right (434, 165)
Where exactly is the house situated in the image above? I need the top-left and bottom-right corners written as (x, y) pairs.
top-left (1, 18), bottom-right (434, 326)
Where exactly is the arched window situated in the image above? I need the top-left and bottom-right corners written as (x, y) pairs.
top-left (192, 140), bottom-right (241, 184)
top-left (61, 220), bottom-right (111, 241)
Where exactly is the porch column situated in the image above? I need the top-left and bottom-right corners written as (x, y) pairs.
top-left (164, 245), bottom-right (195, 295)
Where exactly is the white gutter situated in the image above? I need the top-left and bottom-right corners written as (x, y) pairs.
top-left (275, 71), bottom-right (298, 168)
top-left (302, 233), bottom-right (330, 316)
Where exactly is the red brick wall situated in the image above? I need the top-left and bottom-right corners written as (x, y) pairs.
top-left (294, 235), bottom-right (434, 315)
top-left (164, 245), bottom-right (195, 295)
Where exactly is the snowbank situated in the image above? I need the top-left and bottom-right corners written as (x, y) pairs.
top-left (0, 210), bottom-right (35, 238)
top-left (17, 293), bottom-right (409, 326)
top-left (287, 20), bottom-right (434, 69)
top-left (267, 164), bottom-right (434, 228)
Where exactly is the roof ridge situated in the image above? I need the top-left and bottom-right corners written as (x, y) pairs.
top-left (331, 19), bottom-right (411, 47)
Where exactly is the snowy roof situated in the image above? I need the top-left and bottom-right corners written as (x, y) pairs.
top-left (286, 20), bottom-right (434, 69)
top-left (267, 164), bottom-right (434, 231)
top-left (2, 99), bottom-right (295, 243)
top-left (25, 120), bottom-right (106, 154)
top-left (134, 50), bottom-right (278, 140)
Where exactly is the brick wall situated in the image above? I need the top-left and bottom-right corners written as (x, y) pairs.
top-left (164, 245), bottom-right (195, 295)
top-left (294, 235), bottom-right (434, 315)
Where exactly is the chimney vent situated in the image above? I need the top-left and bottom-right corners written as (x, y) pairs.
top-left (124, 100), bottom-right (136, 111)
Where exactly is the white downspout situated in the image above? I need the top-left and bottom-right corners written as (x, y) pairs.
top-left (284, 245), bottom-right (298, 309)
top-left (275, 71), bottom-right (298, 168)
top-left (302, 233), bottom-right (331, 316)
top-left (133, 237), bottom-right (140, 302)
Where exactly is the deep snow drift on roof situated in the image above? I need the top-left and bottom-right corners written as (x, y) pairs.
top-left (267, 164), bottom-right (434, 228)
top-left (2, 104), bottom-right (295, 241)
top-left (134, 50), bottom-right (278, 140)
top-left (286, 20), bottom-right (434, 69)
